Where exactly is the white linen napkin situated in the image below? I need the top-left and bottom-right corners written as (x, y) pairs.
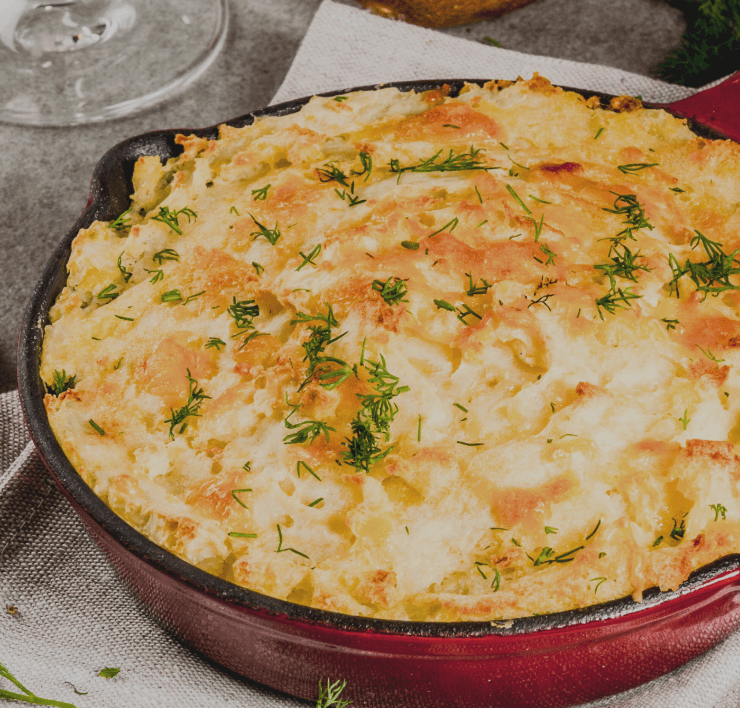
top-left (2, 2), bottom-right (738, 706)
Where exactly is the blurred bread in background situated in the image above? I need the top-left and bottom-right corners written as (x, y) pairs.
top-left (356, 0), bottom-right (540, 27)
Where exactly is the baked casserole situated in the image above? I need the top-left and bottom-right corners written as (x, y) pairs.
top-left (40, 76), bottom-right (740, 621)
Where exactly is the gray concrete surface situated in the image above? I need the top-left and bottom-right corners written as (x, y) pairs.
top-left (0, 0), bottom-right (687, 393)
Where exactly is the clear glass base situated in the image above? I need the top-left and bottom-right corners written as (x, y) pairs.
top-left (0, 0), bottom-right (228, 126)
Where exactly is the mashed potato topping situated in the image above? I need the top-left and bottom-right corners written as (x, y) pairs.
top-left (41, 76), bottom-right (740, 621)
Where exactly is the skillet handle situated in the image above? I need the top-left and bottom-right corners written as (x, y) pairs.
top-left (664, 71), bottom-right (740, 142)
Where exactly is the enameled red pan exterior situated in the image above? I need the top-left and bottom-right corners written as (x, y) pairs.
top-left (17, 79), bottom-right (740, 708)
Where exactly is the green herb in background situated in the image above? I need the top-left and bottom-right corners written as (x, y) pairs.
top-left (0, 661), bottom-right (76, 707)
top-left (659, 0), bottom-right (740, 86)
top-left (316, 679), bottom-right (351, 708)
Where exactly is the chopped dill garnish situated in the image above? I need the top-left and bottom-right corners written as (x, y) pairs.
top-left (679, 409), bottom-right (691, 430)
top-left (97, 284), bottom-right (119, 301)
top-left (231, 488), bottom-right (252, 510)
top-left (372, 276), bottom-right (409, 306)
top-left (151, 206), bottom-right (196, 235)
top-left (475, 185), bottom-right (483, 203)
top-left (283, 398), bottom-right (335, 445)
top-left (401, 240), bottom-right (419, 250)
top-left (308, 498), bottom-right (324, 508)
top-left (511, 538), bottom-right (521, 547)
top-left (533, 547), bottom-right (554, 566)
top-left (249, 214), bottom-right (281, 245)
top-left (545, 526), bottom-right (558, 534)
top-left (508, 155), bottom-right (528, 171)
top-left (205, 337), bottom-right (226, 350)
top-left (417, 414), bottom-right (422, 442)
top-left (252, 184), bottom-right (271, 201)
top-left (594, 127), bottom-right (605, 140)
top-left (670, 187), bottom-right (685, 193)
top-left (182, 291), bottom-right (206, 305)
top-left (465, 272), bottom-right (491, 296)
top-left (443, 124), bottom-right (461, 129)
top-left (227, 298), bottom-right (259, 333)
top-left (653, 536), bottom-right (663, 547)
top-left (527, 293), bottom-right (554, 311)
top-left (668, 230), bottom-right (740, 300)
top-left (697, 345), bottom-right (725, 363)
top-left (88, 419), bottom-right (105, 435)
top-left (341, 354), bottom-right (409, 472)
top-left (594, 243), bottom-right (652, 289)
top-left (333, 95), bottom-right (348, 102)
top-left (433, 299), bottom-right (456, 313)
top-left (591, 577), bottom-right (607, 593)
top-left (428, 217), bottom-right (459, 238)
top-left (537, 243), bottom-right (556, 266)
top-left (491, 568), bottom-right (501, 591)
top-left (457, 441), bottom-right (484, 447)
top-left (113, 356), bottom-right (124, 370)
top-left (351, 152), bottom-right (373, 181)
top-left (252, 261), bottom-right (265, 275)
top-left (529, 195), bottom-right (551, 204)
top-left (98, 668), bottom-right (120, 679)
top-left (586, 519), bottom-right (601, 540)
top-left (433, 298), bottom-right (480, 323)
top-left (161, 289), bottom-right (182, 303)
top-left (164, 369), bottom-right (210, 439)
top-left (477, 220), bottom-right (488, 228)
top-left (711, 503), bottom-right (727, 521)
top-left (670, 514), bottom-right (687, 541)
top-left (505, 184), bottom-right (531, 215)
top-left (335, 180), bottom-right (367, 207)
top-left (595, 287), bottom-right (641, 320)
top-left (243, 461), bottom-right (252, 472)
top-left (661, 318), bottom-right (679, 331)
top-left (117, 253), bottom-right (132, 282)
top-left (317, 163), bottom-right (349, 187)
top-left (453, 402), bottom-right (468, 413)
top-left (276, 523), bottom-right (309, 558)
top-left (110, 207), bottom-right (133, 231)
top-left (617, 162), bottom-right (659, 175)
top-left (316, 679), bottom-right (351, 708)
top-left (390, 145), bottom-right (494, 181)
top-left (153, 248), bottom-right (180, 265)
top-left (531, 214), bottom-right (544, 242)
top-left (297, 244), bottom-right (322, 271)
top-left (293, 304), bottom-right (355, 391)
top-left (145, 268), bottom-right (164, 283)
top-left (297, 460), bottom-right (321, 481)
top-left (230, 206), bottom-right (239, 215)
top-left (602, 193), bottom-right (653, 243)
top-left (50, 370), bottom-right (76, 396)
top-left (229, 532), bottom-right (257, 538)
top-left (475, 562), bottom-right (488, 579)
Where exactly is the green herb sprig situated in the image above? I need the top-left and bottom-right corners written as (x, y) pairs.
top-left (668, 230), bottom-right (740, 300)
top-left (151, 206), bottom-right (197, 235)
top-left (0, 660), bottom-right (76, 707)
top-left (372, 276), bottom-right (409, 306)
top-left (390, 145), bottom-right (494, 182)
top-left (164, 369), bottom-right (210, 439)
top-left (249, 215), bottom-right (281, 245)
top-left (50, 370), bottom-right (76, 396)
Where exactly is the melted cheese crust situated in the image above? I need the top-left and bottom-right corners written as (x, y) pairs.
top-left (41, 76), bottom-right (740, 621)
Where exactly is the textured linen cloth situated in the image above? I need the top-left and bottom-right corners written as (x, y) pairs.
top-left (2, 2), bottom-right (739, 706)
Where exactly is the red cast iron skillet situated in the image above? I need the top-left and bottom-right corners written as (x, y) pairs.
top-left (17, 76), bottom-right (740, 708)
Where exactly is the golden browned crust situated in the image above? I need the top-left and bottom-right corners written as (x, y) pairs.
top-left (40, 76), bottom-right (740, 621)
